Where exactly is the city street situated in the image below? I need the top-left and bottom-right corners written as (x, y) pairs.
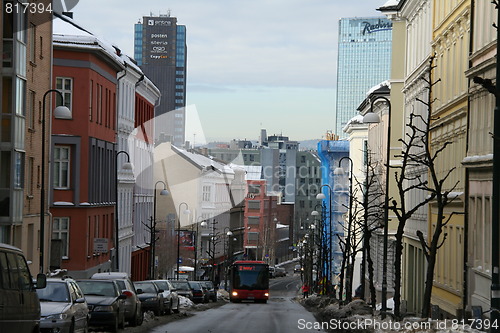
top-left (144, 271), bottom-right (323, 333)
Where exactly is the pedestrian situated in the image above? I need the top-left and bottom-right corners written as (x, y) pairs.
top-left (302, 283), bottom-right (310, 298)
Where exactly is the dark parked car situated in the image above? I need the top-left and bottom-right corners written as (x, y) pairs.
top-left (169, 280), bottom-right (193, 300)
top-left (37, 277), bottom-right (89, 333)
top-left (188, 281), bottom-right (208, 303)
top-left (200, 281), bottom-right (217, 302)
top-left (91, 272), bottom-right (143, 326)
top-left (151, 280), bottom-right (180, 314)
top-left (76, 279), bottom-right (127, 332)
top-left (133, 281), bottom-right (164, 316)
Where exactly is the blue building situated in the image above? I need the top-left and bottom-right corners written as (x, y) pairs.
top-left (317, 140), bottom-right (349, 293)
top-left (335, 17), bottom-right (392, 137)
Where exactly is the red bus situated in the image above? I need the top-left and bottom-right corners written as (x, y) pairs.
top-left (229, 260), bottom-right (269, 303)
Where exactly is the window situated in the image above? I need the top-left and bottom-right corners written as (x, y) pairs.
top-left (248, 216), bottom-right (260, 225)
top-left (27, 90), bottom-right (35, 129)
top-left (55, 77), bottom-right (72, 114)
top-left (202, 185), bottom-right (211, 202)
top-left (53, 146), bottom-right (70, 189)
top-left (248, 200), bottom-right (260, 210)
top-left (28, 23), bottom-right (35, 63)
top-left (53, 217), bottom-right (69, 258)
top-left (248, 232), bottom-right (259, 241)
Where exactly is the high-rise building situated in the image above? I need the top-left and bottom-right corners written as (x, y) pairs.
top-left (134, 14), bottom-right (187, 147)
top-left (335, 17), bottom-right (392, 137)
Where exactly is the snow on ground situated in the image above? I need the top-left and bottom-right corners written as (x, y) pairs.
top-left (178, 295), bottom-right (195, 308)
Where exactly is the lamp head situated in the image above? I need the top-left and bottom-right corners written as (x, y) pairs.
top-left (363, 112), bottom-right (381, 124)
top-left (159, 189), bottom-right (169, 196)
top-left (122, 162), bottom-right (133, 170)
top-left (311, 210), bottom-right (319, 216)
top-left (333, 167), bottom-right (345, 175)
top-left (54, 105), bottom-right (72, 119)
top-left (316, 193), bottom-right (326, 200)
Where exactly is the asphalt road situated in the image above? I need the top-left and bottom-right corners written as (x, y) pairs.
top-left (146, 270), bottom-right (324, 333)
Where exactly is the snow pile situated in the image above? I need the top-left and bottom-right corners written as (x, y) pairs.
top-left (178, 295), bottom-right (195, 308)
top-left (217, 288), bottom-right (230, 301)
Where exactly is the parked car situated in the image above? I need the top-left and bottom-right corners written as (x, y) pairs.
top-left (37, 277), bottom-right (89, 333)
top-left (0, 243), bottom-right (47, 333)
top-left (188, 281), bottom-right (208, 303)
top-left (151, 280), bottom-right (180, 314)
top-left (200, 281), bottom-right (217, 302)
top-left (76, 279), bottom-right (127, 332)
top-left (294, 264), bottom-right (302, 273)
top-left (268, 266), bottom-right (275, 278)
top-left (133, 281), bottom-right (164, 316)
top-left (275, 267), bottom-right (286, 277)
top-left (169, 280), bottom-right (193, 300)
top-left (91, 272), bottom-right (143, 326)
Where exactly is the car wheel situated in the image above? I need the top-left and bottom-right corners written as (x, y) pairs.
top-left (118, 311), bottom-right (125, 329)
top-left (165, 300), bottom-right (172, 315)
top-left (173, 299), bottom-right (180, 313)
top-left (110, 315), bottom-right (119, 333)
top-left (154, 301), bottom-right (162, 316)
top-left (69, 319), bottom-right (75, 333)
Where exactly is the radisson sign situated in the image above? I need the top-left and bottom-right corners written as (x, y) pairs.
top-left (361, 19), bottom-right (393, 35)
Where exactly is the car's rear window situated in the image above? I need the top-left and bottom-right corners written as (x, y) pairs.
top-left (170, 281), bottom-right (189, 290)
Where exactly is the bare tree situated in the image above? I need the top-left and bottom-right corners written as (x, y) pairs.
top-left (409, 55), bottom-right (462, 318)
top-left (360, 150), bottom-right (385, 308)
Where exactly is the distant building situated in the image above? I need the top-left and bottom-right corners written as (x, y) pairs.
top-left (134, 14), bottom-right (187, 147)
top-left (335, 17), bottom-right (392, 137)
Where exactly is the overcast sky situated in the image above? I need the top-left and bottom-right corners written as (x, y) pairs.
top-left (71, 1), bottom-right (385, 143)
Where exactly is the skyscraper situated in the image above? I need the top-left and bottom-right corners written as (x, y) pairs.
top-left (335, 17), bottom-right (392, 137)
top-left (134, 14), bottom-right (187, 147)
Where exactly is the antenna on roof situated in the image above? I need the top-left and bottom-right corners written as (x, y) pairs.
top-left (167, 9), bottom-right (171, 17)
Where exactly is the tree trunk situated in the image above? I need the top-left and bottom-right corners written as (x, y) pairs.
top-left (365, 231), bottom-right (377, 307)
top-left (393, 232), bottom-right (404, 318)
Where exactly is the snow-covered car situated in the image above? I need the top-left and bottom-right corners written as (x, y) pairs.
top-left (151, 280), bottom-right (180, 314)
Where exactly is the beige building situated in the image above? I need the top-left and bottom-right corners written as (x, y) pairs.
top-left (464, 0), bottom-right (497, 317)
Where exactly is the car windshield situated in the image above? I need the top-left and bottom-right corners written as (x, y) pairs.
top-left (188, 282), bottom-right (201, 289)
top-left (154, 281), bottom-right (168, 291)
top-left (36, 282), bottom-right (69, 302)
top-left (77, 280), bottom-right (117, 297)
top-left (135, 282), bottom-right (156, 293)
top-left (170, 281), bottom-right (189, 291)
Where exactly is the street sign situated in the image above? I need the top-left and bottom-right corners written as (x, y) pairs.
top-left (93, 238), bottom-right (108, 253)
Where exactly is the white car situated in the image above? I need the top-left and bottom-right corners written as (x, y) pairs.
top-left (37, 277), bottom-right (89, 333)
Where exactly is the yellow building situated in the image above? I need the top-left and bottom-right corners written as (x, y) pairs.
top-left (428, 0), bottom-right (470, 318)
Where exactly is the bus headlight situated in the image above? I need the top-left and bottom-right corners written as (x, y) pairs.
top-left (264, 293), bottom-right (269, 297)
top-left (232, 291), bottom-right (238, 297)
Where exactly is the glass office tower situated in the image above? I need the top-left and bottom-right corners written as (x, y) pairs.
top-left (335, 17), bottom-right (392, 137)
top-left (134, 15), bottom-right (187, 146)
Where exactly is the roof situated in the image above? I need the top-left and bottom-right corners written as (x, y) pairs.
top-left (172, 145), bottom-right (234, 176)
top-left (53, 12), bottom-right (125, 70)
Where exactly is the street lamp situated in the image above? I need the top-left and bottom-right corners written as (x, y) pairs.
top-left (114, 150), bottom-right (133, 272)
top-left (223, 227), bottom-right (233, 290)
top-left (334, 156), bottom-right (354, 302)
top-left (176, 202), bottom-right (190, 280)
top-left (316, 184), bottom-right (333, 295)
top-left (40, 89), bottom-right (71, 274)
top-left (151, 180), bottom-right (169, 279)
top-left (194, 217), bottom-right (205, 281)
top-left (363, 95), bottom-right (391, 317)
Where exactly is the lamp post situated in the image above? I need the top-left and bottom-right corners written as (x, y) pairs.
top-left (201, 219), bottom-right (219, 281)
top-left (194, 217), bottom-right (205, 281)
top-left (311, 207), bottom-right (323, 294)
top-left (316, 184), bottom-right (333, 295)
top-left (151, 181), bottom-right (169, 279)
top-left (40, 90), bottom-right (71, 274)
top-left (363, 95), bottom-right (391, 317)
top-left (223, 227), bottom-right (233, 290)
top-left (114, 150), bottom-right (133, 272)
top-left (334, 156), bottom-right (354, 301)
top-left (176, 202), bottom-right (190, 279)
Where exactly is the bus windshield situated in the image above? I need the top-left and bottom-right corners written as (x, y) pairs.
top-left (232, 264), bottom-right (268, 290)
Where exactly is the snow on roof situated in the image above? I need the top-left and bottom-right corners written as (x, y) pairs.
top-left (172, 145), bottom-right (234, 175)
top-left (381, 0), bottom-right (399, 8)
top-left (242, 165), bottom-right (262, 180)
top-left (365, 80), bottom-right (391, 97)
top-left (53, 14), bottom-right (124, 69)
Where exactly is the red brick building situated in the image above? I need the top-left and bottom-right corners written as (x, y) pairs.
top-left (50, 15), bottom-right (125, 277)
